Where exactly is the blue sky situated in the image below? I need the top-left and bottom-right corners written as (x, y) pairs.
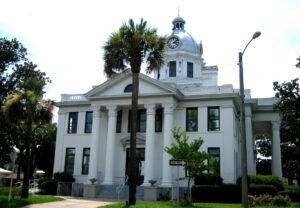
top-left (1, 0), bottom-right (299, 106)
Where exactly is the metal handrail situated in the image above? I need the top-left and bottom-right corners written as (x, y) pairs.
top-left (116, 175), bottom-right (128, 200)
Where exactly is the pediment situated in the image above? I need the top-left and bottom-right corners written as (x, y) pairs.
top-left (85, 71), bottom-right (182, 99)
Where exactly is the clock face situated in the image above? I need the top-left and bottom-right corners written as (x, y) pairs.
top-left (167, 36), bottom-right (180, 49)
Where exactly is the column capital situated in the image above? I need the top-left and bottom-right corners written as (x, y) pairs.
top-left (271, 121), bottom-right (281, 130)
top-left (162, 103), bottom-right (175, 115)
top-left (106, 105), bottom-right (117, 117)
top-left (91, 106), bottom-right (101, 118)
top-left (145, 104), bottom-right (156, 115)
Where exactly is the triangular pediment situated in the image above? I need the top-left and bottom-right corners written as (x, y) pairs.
top-left (85, 71), bottom-right (183, 99)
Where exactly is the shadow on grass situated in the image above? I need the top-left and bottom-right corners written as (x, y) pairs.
top-left (0, 195), bottom-right (64, 208)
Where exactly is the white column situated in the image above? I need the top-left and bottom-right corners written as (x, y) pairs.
top-left (161, 104), bottom-right (174, 187)
top-left (88, 106), bottom-right (101, 182)
top-left (245, 108), bottom-right (255, 175)
top-left (142, 104), bottom-right (156, 186)
top-left (271, 121), bottom-right (282, 178)
top-left (53, 110), bottom-right (66, 173)
top-left (102, 105), bottom-right (117, 185)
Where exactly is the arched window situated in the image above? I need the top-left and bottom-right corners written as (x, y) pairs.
top-left (124, 84), bottom-right (132, 93)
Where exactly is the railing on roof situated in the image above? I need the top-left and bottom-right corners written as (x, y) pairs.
top-left (61, 94), bottom-right (88, 102)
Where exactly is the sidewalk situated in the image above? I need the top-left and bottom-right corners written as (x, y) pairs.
top-left (22, 196), bottom-right (117, 208)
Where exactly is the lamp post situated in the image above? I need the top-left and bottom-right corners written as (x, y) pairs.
top-left (239, 31), bottom-right (261, 208)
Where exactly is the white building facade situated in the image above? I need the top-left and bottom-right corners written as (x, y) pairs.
top-left (53, 16), bottom-right (282, 196)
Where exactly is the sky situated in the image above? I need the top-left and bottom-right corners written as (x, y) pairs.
top-left (1, 0), bottom-right (299, 105)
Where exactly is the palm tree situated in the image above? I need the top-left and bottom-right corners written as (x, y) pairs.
top-left (2, 77), bottom-right (53, 198)
top-left (103, 18), bottom-right (165, 205)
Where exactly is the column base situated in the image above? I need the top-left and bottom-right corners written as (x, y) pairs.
top-left (101, 180), bottom-right (114, 185)
top-left (160, 182), bottom-right (173, 187)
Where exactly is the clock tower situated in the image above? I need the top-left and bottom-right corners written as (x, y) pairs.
top-left (155, 16), bottom-right (218, 87)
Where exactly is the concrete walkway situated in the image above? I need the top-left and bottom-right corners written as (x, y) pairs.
top-left (22, 196), bottom-right (117, 208)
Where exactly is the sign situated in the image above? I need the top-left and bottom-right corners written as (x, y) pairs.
top-left (169, 159), bottom-right (187, 166)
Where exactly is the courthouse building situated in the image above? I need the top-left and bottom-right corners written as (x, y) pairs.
top-left (53, 16), bottom-right (282, 198)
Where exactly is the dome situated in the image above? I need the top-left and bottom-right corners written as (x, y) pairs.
top-left (166, 16), bottom-right (200, 54)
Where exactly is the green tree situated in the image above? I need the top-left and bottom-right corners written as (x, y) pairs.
top-left (2, 77), bottom-right (53, 198)
top-left (164, 127), bottom-right (210, 202)
top-left (103, 18), bottom-right (165, 205)
top-left (273, 76), bottom-right (300, 185)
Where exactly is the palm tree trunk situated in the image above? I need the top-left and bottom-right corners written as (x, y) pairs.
top-left (21, 138), bottom-right (30, 198)
top-left (129, 71), bottom-right (139, 205)
top-left (21, 123), bottom-right (31, 198)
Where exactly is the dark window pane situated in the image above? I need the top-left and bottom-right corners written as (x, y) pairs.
top-left (208, 107), bottom-right (220, 131)
top-left (82, 148), bottom-right (90, 175)
top-left (138, 110), bottom-right (146, 132)
top-left (85, 111), bottom-right (93, 133)
top-left (169, 61), bottom-right (176, 77)
top-left (64, 148), bottom-right (75, 174)
top-left (187, 62), bottom-right (193, 78)
top-left (155, 109), bottom-right (162, 132)
top-left (186, 108), bottom-right (198, 132)
top-left (68, 112), bottom-right (78, 134)
top-left (208, 147), bottom-right (220, 176)
top-left (116, 110), bottom-right (122, 133)
top-left (124, 84), bottom-right (132, 93)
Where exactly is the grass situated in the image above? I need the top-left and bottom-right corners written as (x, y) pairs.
top-left (0, 194), bottom-right (64, 208)
top-left (99, 201), bottom-right (300, 208)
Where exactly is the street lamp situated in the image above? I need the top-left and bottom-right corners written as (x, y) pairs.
top-left (239, 31), bottom-right (261, 208)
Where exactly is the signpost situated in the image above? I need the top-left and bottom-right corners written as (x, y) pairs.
top-left (169, 159), bottom-right (187, 208)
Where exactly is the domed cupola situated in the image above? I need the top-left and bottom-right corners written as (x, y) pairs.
top-left (155, 16), bottom-right (218, 87)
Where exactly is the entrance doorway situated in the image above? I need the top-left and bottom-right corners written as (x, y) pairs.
top-left (126, 148), bottom-right (145, 186)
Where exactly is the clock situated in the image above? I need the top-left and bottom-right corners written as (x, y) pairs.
top-left (167, 36), bottom-right (180, 49)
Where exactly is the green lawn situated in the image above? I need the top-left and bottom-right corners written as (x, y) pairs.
top-left (0, 194), bottom-right (64, 208)
top-left (100, 201), bottom-right (300, 208)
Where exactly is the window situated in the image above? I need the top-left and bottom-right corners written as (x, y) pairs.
top-left (116, 110), bottom-right (122, 133)
top-left (128, 109), bottom-right (147, 132)
top-left (85, 111), bottom-right (93, 133)
top-left (138, 110), bottom-right (146, 132)
top-left (155, 109), bottom-right (163, 132)
top-left (68, 112), bottom-right (78, 134)
top-left (81, 148), bottom-right (90, 175)
top-left (208, 147), bottom-right (220, 176)
top-left (186, 108), bottom-right (198, 132)
top-left (208, 107), bottom-right (220, 131)
top-left (64, 148), bottom-right (75, 174)
top-left (124, 84), bottom-right (132, 93)
top-left (169, 61), bottom-right (176, 77)
top-left (187, 62), bottom-right (193, 78)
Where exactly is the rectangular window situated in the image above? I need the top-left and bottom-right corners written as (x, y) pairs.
top-left (64, 148), bottom-right (75, 174)
top-left (81, 148), bottom-right (90, 175)
top-left (169, 61), bottom-right (176, 77)
top-left (208, 147), bottom-right (220, 176)
top-left (116, 110), bottom-right (122, 133)
top-left (155, 109), bottom-right (163, 132)
top-left (138, 110), bottom-right (146, 132)
top-left (84, 111), bottom-right (93, 133)
top-left (208, 107), bottom-right (220, 131)
top-left (68, 112), bottom-right (78, 134)
top-left (186, 108), bottom-right (198, 132)
top-left (128, 109), bottom-right (147, 132)
top-left (187, 62), bottom-right (193, 78)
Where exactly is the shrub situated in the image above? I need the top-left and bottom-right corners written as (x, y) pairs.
top-left (194, 174), bottom-right (223, 185)
top-left (53, 172), bottom-right (75, 182)
top-left (280, 186), bottom-right (300, 202)
top-left (250, 175), bottom-right (284, 191)
top-left (249, 194), bottom-right (291, 207)
top-left (38, 178), bottom-right (57, 195)
top-left (192, 184), bottom-right (241, 203)
top-left (249, 184), bottom-right (278, 196)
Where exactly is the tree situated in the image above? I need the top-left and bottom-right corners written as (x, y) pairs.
top-left (164, 127), bottom-right (210, 202)
top-left (2, 77), bottom-right (53, 198)
top-left (103, 18), bottom-right (165, 205)
top-left (273, 76), bottom-right (300, 185)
